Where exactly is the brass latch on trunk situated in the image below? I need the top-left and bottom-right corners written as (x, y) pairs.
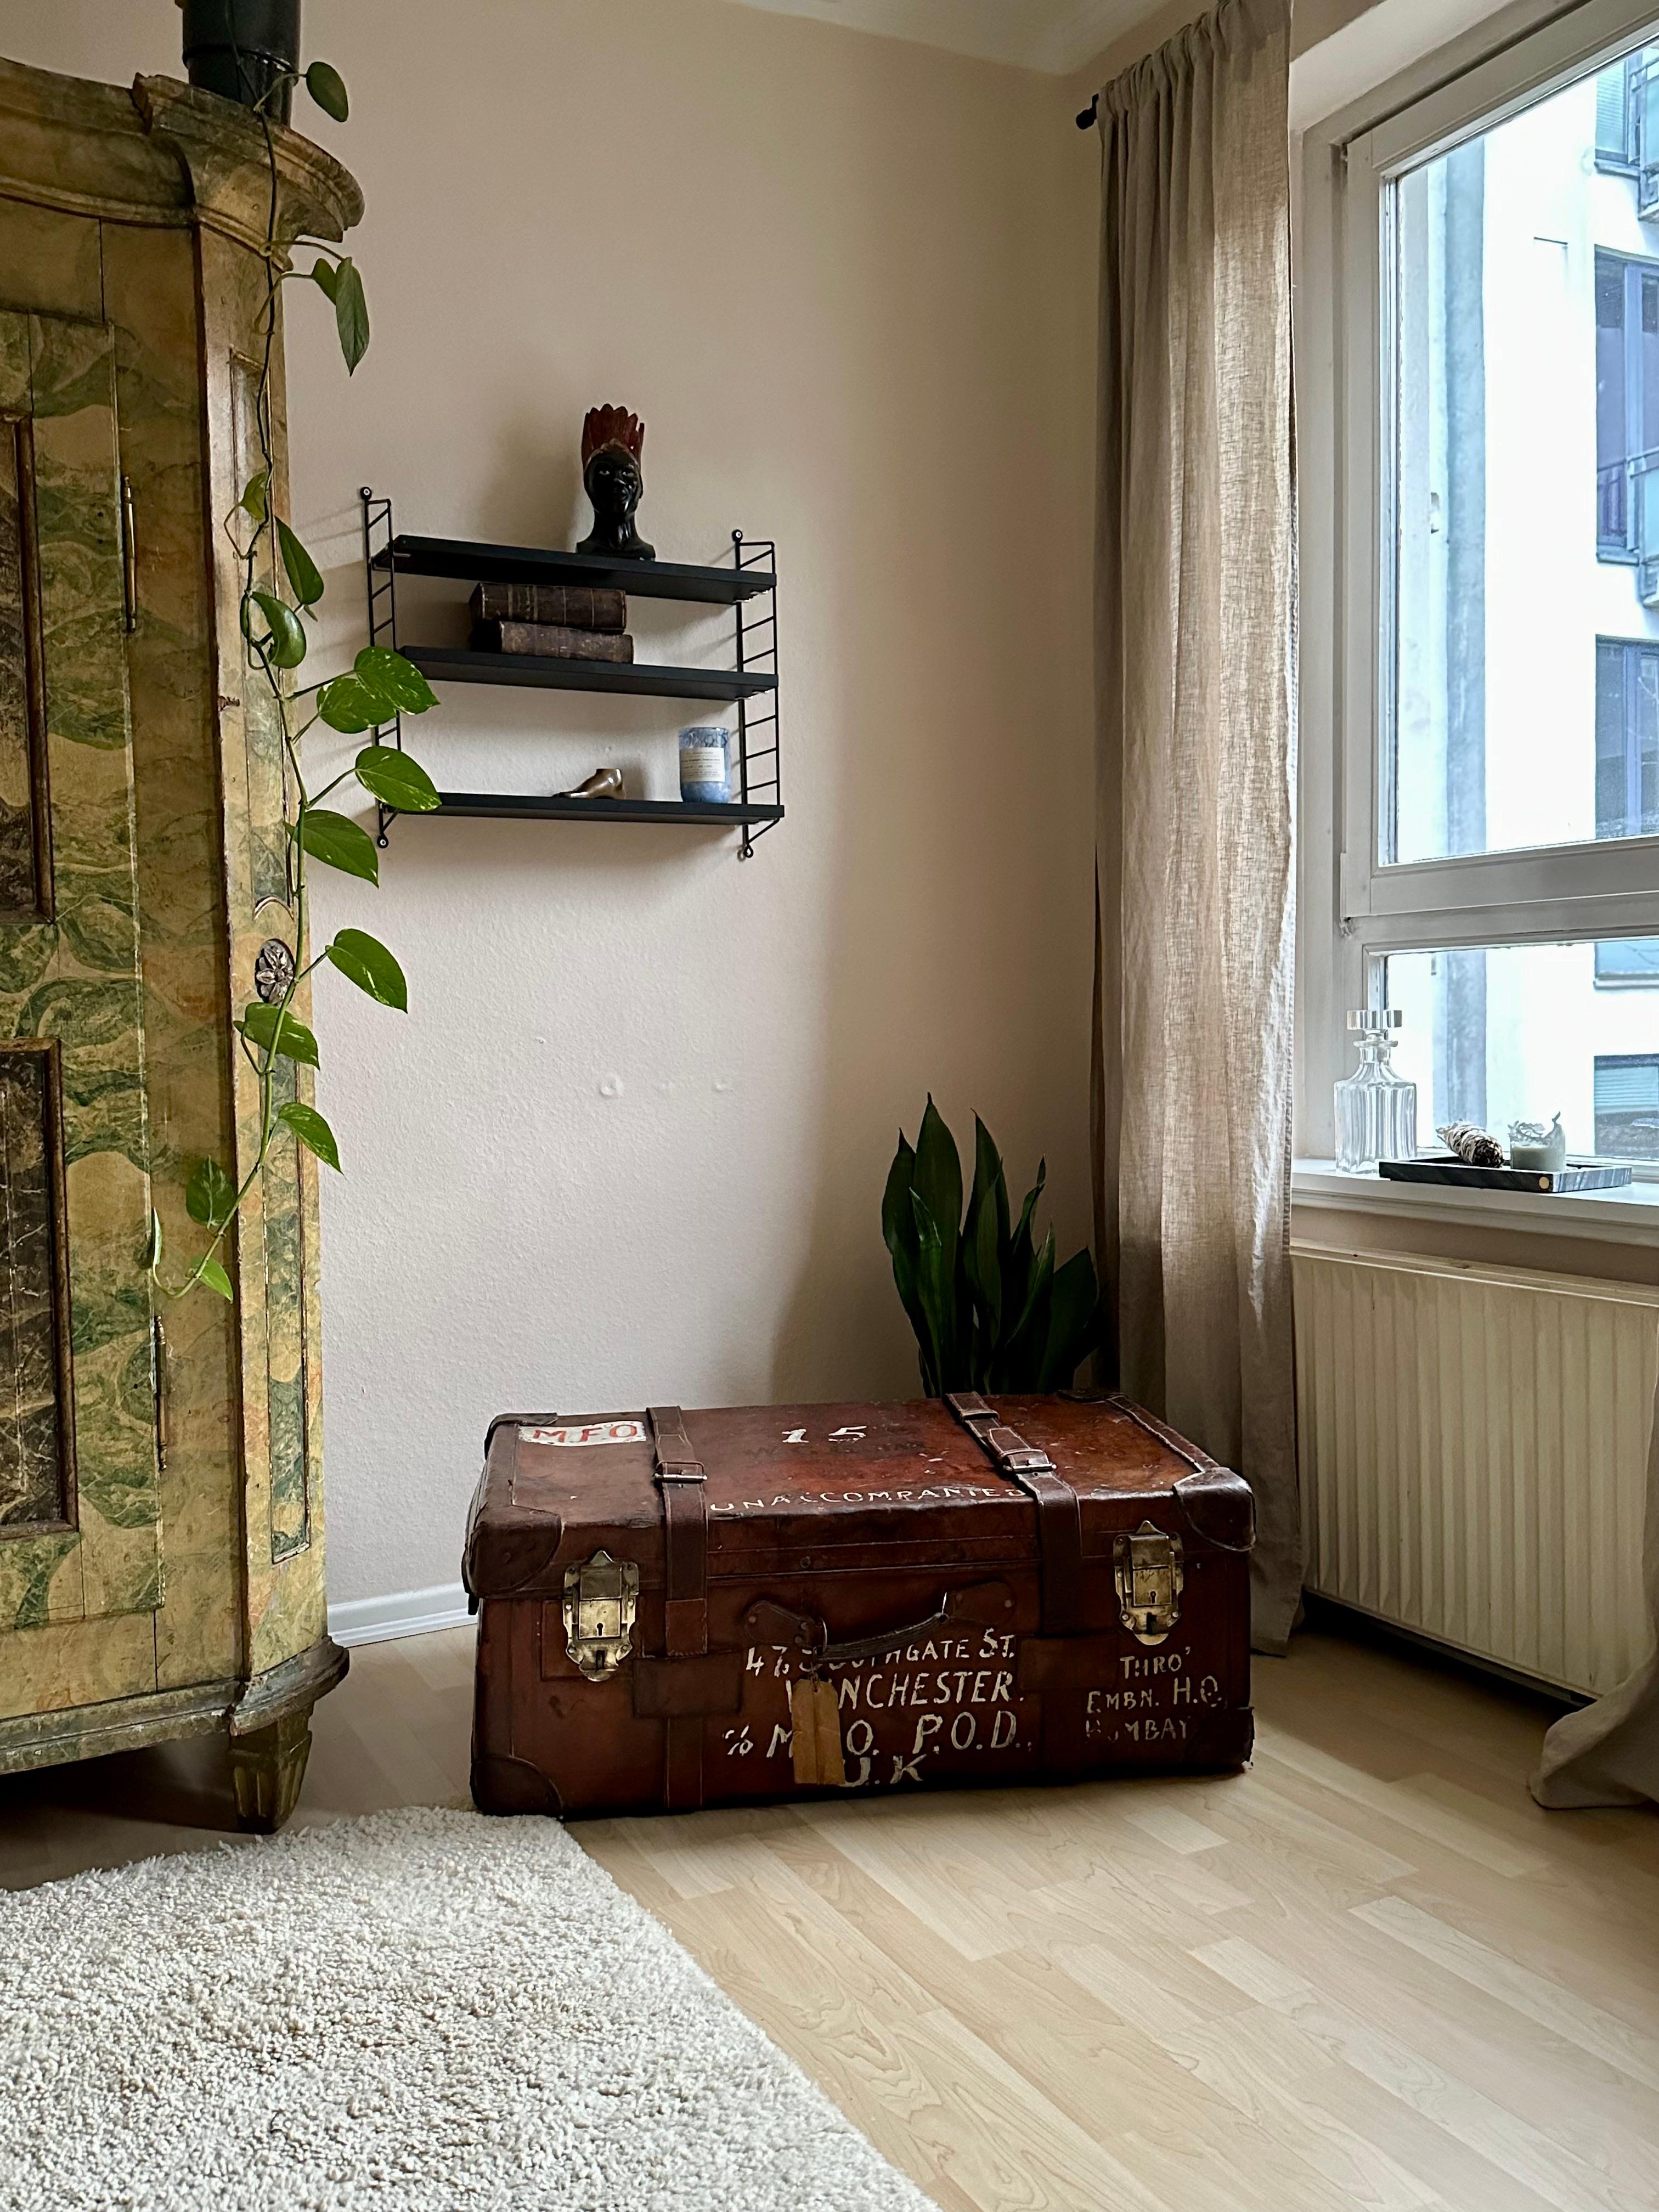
top-left (1114, 1522), bottom-right (1183, 1645)
top-left (561, 1550), bottom-right (639, 1681)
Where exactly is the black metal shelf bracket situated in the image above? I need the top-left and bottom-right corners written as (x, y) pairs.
top-left (358, 489), bottom-right (781, 857)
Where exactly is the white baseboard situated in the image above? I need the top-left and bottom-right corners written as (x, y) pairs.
top-left (329, 1581), bottom-right (474, 1649)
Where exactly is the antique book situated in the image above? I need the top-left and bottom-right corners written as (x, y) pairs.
top-left (469, 582), bottom-right (627, 631)
top-left (472, 618), bottom-right (635, 663)
top-left (465, 1391), bottom-right (1254, 1817)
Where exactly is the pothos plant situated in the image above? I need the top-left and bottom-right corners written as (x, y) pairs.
top-left (148, 50), bottom-right (441, 1304)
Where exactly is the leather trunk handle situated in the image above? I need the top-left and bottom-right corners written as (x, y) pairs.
top-left (744, 1578), bottom-right (1015, 1669)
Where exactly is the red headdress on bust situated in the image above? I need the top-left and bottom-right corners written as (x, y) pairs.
top-left (582, 405), bottom-right (645, 466)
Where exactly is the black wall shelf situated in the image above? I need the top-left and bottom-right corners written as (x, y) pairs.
top-left (360, 492), bottom-right (782, 859)
top-left (402, 646), bottom-right (776, 705)
top-left (375, 533), bottom-right (775, 606)
top-left (417, 793), bottom-right (786, 827)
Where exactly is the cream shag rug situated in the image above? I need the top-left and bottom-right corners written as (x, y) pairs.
top-left (0, 1804), bottom-right (932, 2212)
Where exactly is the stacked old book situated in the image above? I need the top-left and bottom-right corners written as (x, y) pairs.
top-left (469, 582), bottom-right (634, 664)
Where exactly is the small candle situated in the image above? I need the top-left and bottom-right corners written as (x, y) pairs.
top-left (679, 726), bottom-right (730, 804)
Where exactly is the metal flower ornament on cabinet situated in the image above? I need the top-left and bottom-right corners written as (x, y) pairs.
top-left (147, 46), bottom-right (441, 1302)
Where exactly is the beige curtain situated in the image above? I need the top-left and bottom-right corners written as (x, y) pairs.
top-left (1090, 0), bottom-right (1301, 1654)
top-left (1531, 1406), bottom-right (1659, 1807)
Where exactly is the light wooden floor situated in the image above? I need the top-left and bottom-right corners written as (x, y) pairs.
top-left (2, 1626), bottom-right (1656, 2212)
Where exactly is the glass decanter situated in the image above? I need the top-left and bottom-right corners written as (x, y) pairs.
top-left (1335, 1008), bottom-right (1418, 1172)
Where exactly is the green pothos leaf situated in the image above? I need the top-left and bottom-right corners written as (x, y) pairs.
top-left (294, 808), bottom-right (380, 885)
top-left (354, 745), bottom-right (439, 812)
top-left (331, 256), bottom-right (370, 374)
top-left (305, 59), bottom-right (349, 121)
top-left (246, 588), bottom-right (307, 670)
top-left (238, 469), bottom-right (269, 522)
top-left (276, 518), bottom-right (324, 611)
top-left (238, 1002), bottom-right (320, 1068)
top-left (327, 928), bottom-right (407, 1011)
top-left (355, 647), bottom-right (438, 714)
top-left (198, 1257), bottom-right (234, 1302)
top-left (185, 1156), bottom-right (236, 1229)
top-left (316, 674), bottom-right (383, 735)
top-left (278, 1099), bottom-right (342, 1171)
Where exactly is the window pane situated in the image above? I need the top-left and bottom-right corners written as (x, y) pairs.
top-left (1390, 46), bottom-right (1659, 866)
top-left (1384, 941), bottom-right (1659, 1158)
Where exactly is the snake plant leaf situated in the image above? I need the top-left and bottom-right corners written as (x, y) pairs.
top-left (198, 1257), bottom-right (235, 1302)
top-left (238, 1002), bottom-right (320, 1068)
top-left (912, 1100), bottom-right (966, 1383)
top-left (882, 1136), bottom-right (932, 1365)
top-left (1012, 1159), bottom-right (1047, 1266)
top-left (909, 1190), bottom-right (953, 1397)
top-left (326, 927), bottom-right (407, 1011)
top-left (305, 59), bottom-right (349, 121)
top-left (185, 1156), bottom-right (236, 1229)
top-left (1038, 1248), bottom-right (1101, 1391)
top-left (276, 518), bottom-right (324, 611)
top-left (354, 744), bottom-right (440, 813)
top-left (356, 647), bottom-right (439, 715)
top-left (882, 1135), bottom-right (917, 1262)
top-left (247, 589), bottom-right (307, 670)
top-left (961, 1116), bottom-right (1007, 1376)
top-left (1005, 1226), bottom-right (1056, 1360)
top-left (977, 1115), bottom-right (1011, 1252)
top-left (294, 808), bottom-right (380, 884)
top-left (968, 1187), bottom-right (1002, 1359)
top-left (279, 1099), bottom-right (342, 1172)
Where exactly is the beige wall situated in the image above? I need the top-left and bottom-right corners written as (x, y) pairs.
top-left (2, 0), bottom-right (1100, 1605)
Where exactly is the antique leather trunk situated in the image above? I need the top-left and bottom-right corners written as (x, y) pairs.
top-left (463, 1392), bottom-right (1254, 1819)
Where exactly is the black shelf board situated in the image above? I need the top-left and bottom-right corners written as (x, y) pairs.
top-left (415, 792), bottom-right (785, 827)
top-left (404, 646), bottom-right (776, 704)
top-left (375, 534), bottom-right (774, 604)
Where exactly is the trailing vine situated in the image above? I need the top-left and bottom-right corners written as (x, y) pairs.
top-left (148, 51), bottom-right (440, 1302)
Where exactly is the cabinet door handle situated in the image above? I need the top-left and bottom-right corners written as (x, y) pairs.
top-left (153, 1314), bottom-right (170, 1473)
top-left (121, 475), bottom-right (137, 633)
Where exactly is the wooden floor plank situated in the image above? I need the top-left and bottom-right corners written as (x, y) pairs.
top-left (1, 1623), bottom-right (1655, 2212)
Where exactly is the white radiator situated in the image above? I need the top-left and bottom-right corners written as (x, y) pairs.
top-left (1292, 1245), bottom-right (1658, 1699)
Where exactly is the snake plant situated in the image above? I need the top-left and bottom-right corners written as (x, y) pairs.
top-left (882, 1100), bottom-right (1103, 1397)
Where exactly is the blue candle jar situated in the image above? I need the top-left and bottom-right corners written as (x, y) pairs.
top-left (679, 725), bottom-right (730, 804)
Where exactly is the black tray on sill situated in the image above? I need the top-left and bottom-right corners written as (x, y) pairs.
top-left (1378, 1156), bottom-right (1634, 1193)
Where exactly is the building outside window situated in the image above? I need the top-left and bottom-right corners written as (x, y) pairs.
top-left (1302, 2), bottom-right (1659, 1168)
top-left (1594, 1050), bottom-right (1659, 1152)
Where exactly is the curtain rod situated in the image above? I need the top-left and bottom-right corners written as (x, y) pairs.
top-left (1076, 94), bottom-right (1098, 128)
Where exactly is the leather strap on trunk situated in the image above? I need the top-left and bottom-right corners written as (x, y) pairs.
top-left (947, 1392), bottom-right (1086, 1635)
top-left (947, 1391), bottom-right (1087, 1780)
top-left (648, 1404), bottom-right (708, 1810)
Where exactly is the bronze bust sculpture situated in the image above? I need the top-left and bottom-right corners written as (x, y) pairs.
top-left (577, 405), bottom-right (654, 561)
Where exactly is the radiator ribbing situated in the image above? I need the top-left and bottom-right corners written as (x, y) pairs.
top-left (1292, 1245), bottom-right (1657, 1698)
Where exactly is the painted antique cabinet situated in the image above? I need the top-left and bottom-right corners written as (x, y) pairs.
top-left (0, 58), bottom-right (358, 1829)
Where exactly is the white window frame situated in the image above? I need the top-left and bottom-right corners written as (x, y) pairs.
top-left (1297, 0), bottom-right (1659, 1161)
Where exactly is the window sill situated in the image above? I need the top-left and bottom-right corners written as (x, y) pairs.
top-left (1291, 1158), bottom-right (1659, 1245)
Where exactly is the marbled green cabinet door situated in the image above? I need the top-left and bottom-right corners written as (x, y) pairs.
top-left (0, 308), bottom-right (159, 1632)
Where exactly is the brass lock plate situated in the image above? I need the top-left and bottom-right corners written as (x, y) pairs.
top-left (1114, 1521), bottom-right (1183, 1645)
top-left (561, 1549), bottom-right (639, 1680)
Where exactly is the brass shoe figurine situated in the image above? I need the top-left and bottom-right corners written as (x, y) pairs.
top-left (560, 767), bottom-right (624, 800)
